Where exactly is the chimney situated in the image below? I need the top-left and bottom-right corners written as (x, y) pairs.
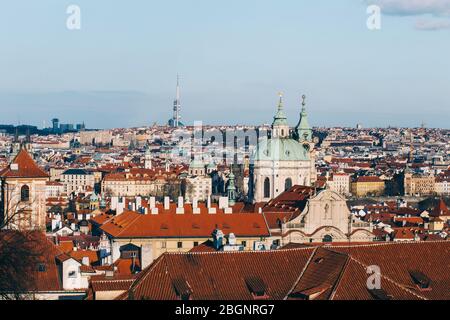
top-left (82, 256), bottom-right (90, 266)
top-left (219, 197), bottom-right (228, 209)
top-left (140, 244), bottom-right (153, 270)
top-left (176, 196), bottom-right (185, 214)
top-left (117, 201), bottom-right (124, 215)
top-left (144, 207), bottom-right (149, 215)
top-left (149, 197), bottom-right (156, 209)
top-left (111, 197), bottom-right (118, 210)
top-left (51, 219), bottom-right (58, 231)
top-left (212, 229), bottom-right (224, 250)
top-left (136, 196), bottom-right (142, 208)
top-left (192, 197), bottom-right (200, 214)
top-left (207, 196), bottom-right (216, 214)
top-left (228, 233), bottom-right (237, 246)
top-left (164, 196), bottom-right (170, 210)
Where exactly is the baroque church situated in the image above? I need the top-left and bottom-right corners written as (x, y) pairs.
top-left (251, 94), bottom-right (317, 203)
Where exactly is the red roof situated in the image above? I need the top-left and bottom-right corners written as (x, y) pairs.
top-left (100, 205), bottom-right (270, 238)
top-left (0, 149), bottom-right (49, 179)
top-left (431, 199), bottom-right (450, 218)
top-left (356, 176), bottom-right (383, 183)
top-left (122, 241), bottom-right (450, 300)
top-left (263, 186), bottom-right (315, 229)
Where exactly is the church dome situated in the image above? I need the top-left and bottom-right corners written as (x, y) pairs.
top-left (253, 137), bottom-right (310, 162)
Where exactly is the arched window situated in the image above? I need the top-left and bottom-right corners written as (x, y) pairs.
top-left (21, 185), bottom-right (30, 202)
top-left (264, 178), bottom-right (270, 198)
top-left (322, 235), bottom-right (333, 243)
top-left (285, 178), bottom-right (293, 191)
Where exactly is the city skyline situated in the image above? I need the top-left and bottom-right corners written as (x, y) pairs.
top-left (0, 0), bottom-right (449, 129)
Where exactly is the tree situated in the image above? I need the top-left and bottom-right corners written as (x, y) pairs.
top-left (0, 185), bottom-right (48, 300)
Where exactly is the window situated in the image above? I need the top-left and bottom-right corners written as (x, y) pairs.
top-left (68, 270), bottom-right (77, 278)
top-left (161, 241), bottom-right (167, 249)
top-left (37, 263), bottom-right (46, 272)
top-left (263, 178), bottom-right (270, 198)
top-left (322, 235), bottom-right (333, 243)
top-left (21, 185), bottom-right (30, 202)
top-left (285, 178), bottom-right (293, 191)
top-left (193, 241), bottom-right (199, 247)
top-left (245, 276), bottom-right (268, 300)
top-left (177, 241), bottom-right (183, 249)
top-left (241, 241), bottom-right (247, 247)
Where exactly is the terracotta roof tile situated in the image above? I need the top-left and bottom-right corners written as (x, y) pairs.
top-left (0, 149), bottom-right (49, 178)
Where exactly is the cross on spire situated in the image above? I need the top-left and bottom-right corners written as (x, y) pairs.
top-left (278, 92), bottom-right (284, 110)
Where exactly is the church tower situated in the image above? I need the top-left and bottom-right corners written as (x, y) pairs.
top-left (293, 95), bottom-right (312, 143)
top-left (144, 146), bottom-right (152, 169)
top-left (0, 147), bottom-right (49, 231)
top-left (252, 93), bottom-right (316, 203)
top-left (227, 170), bottom-right (237, 206)
top-left (272, 93), bottom-right (290, 139)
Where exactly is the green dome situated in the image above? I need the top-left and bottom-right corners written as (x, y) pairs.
top-left (207, 162), bottom-right (216, 169)
top-left (189, 159), bottom-right (205, 168)
top-left (253, 137), bottom-right (310, 162)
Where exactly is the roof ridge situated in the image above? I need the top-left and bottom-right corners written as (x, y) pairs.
top-left (128, 253), bottom-right (165, 297)
top-left (323, 240), bottom-right (449, 249)
top-left (166, 246), bottom-right (316, 256)
top-left (283, 247), bottom-right (318, 300)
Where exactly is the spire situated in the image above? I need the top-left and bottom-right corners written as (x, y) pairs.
top-left (272, 92), bottom-right (288, 128)
top-left (301, 94), bottom-right (307, 113)
top-left (278, 92), bottom-right (283, 110)
top-left (294, 94), bottom-right (312, 142)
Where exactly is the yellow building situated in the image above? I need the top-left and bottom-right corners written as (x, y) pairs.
top-left (404, 173), bottom-right (436, 196)
top-left (351, 176), bottom-right (385, 197)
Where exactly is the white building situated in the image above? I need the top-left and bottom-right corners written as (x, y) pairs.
top-left (61, 169), bottom-right (95, 195)
top-left (185, 160), bottom-right (212, 202)
top-left (46, 181), bottom-right (65, 198)
top-left (326, 172), bottom-right (351, 196)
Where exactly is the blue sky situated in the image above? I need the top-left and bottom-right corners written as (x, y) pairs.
top-left (0, 0), bottom-right (449, 129)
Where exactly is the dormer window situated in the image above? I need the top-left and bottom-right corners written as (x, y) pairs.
top-left (245, 276), bottom-right (269, 300)
top-left (409, 271), bottom-right (432, 291)
top-left (21, 185), bottom-right (30, 202)
top-left (172, 278), bottom-right (192, 300)
top-left (368, 288), bottom-right (392, 300)
top-left (37, 263), bottom-right (46, 272)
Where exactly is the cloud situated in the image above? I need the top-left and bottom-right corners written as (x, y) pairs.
top-left (415, 18), bottom-right (450, 30)
top-left (366, 0), bottom-right (450, 16)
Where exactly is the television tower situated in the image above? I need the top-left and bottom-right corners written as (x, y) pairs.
top-left (172, 75), bottom-right (181, 127)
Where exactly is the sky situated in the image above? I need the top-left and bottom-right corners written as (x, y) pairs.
top-left (0, 0), bottom-right (449, 129)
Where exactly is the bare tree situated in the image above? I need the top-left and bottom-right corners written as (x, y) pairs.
top-left (0, 184), bottom-right (48, 300)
